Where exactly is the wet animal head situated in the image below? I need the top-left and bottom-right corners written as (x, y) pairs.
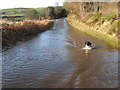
top-left (85, 41), bottom-right (92, 47)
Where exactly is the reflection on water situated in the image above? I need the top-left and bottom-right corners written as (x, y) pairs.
top-left (2, 18), bottom-right (118, 88)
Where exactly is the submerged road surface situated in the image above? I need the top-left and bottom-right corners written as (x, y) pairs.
top-left (2, 18), bottom-right (118, 88)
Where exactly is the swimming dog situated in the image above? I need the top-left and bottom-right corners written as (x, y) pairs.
top-left (82, 41), bottom-right (92, 50)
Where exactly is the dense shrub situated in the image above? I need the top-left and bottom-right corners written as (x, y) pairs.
top-left (46, 7), bottom-right (67, 19)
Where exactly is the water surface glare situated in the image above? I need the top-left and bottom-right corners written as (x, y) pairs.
top-left (2, 18), bottom-right (118, 88)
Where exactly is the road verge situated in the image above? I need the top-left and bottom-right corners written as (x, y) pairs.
top-left (66, 15), bottom-right (119, 48)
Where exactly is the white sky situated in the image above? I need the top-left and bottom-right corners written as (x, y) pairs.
top-left (0, 0), bottom-right (65, 9)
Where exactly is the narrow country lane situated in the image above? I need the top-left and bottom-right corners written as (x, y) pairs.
top-left (2, 18), bottom-right (118, 88)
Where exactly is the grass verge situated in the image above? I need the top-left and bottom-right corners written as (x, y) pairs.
top-left (66, 16), bottom-right (119, 48)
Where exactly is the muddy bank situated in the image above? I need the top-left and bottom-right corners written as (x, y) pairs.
top-left (66, 15), bottom-right (119, 48)
top-left (2, 20), bottom-right (54, 48)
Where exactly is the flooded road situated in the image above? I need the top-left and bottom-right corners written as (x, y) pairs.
top-left (2, 18), bottom-right (118, 88)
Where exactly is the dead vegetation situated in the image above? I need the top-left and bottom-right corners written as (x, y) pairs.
top-left (64, 2), bottom-right (119, 37)
top-left (2, 19), bottom-right (53, 47)
top-left (66, 14), bottom-right (119, 48)
top-left (79, 13), bottom-right (119, 37)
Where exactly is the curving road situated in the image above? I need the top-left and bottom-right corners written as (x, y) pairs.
top-left (2, 18), bottom-right (118, 88)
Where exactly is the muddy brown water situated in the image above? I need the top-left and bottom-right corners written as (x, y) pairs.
top-left (2, 18), bottom-right (118, 88)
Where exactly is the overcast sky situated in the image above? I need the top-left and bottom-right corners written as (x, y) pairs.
top-left (0, 0), bottom-right (64, 9)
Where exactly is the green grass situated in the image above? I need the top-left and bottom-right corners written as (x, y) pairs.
top-left (104, 13), bottom-right (117, 21)
top-left (34, 8), bottom-right (45, 13)
top-left (2, 14), bottom-right (24, 16)
top-left (13, 17), bottom-right (25, 21)
top-left (2, 8), bottom-right (46, 16)
top-left (50, 21), bottom-right (55, 30)
top-left (2, 7), bottom-right (48, 21)
top-left (2, 8), bottom-right (26, 16)
top-left (92, 13), bottom-right (102, 22)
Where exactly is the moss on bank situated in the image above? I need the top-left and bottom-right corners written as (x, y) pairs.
top-left (50, 21), bottom-right (55, 30)
top-left (66, 15), bottom-right (119, 48)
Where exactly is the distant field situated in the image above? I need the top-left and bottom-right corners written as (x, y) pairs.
top-left (2, 6), bottom-right (67, 20)
top-left (2, 8), bottom-right (26, 16)
top-left (2, 8), bottom-right (45, 16)
top-left (2, 8), bottom-right (46, 20)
